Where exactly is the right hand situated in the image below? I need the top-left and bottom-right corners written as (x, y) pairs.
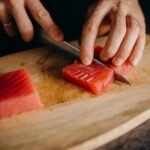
top-left (81, 0), bottom-right (146, 66)
top-left (0, 0), bottom-right (64, 42)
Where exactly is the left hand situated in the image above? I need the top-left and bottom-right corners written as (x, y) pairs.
top-left (0, 0), bottom-right (64, 42)
top-left (80, 0), bottom-right (146, 66)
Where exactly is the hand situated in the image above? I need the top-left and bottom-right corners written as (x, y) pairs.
top-left (81, 0), bottom-right (146, 66)
top-left (0, 0), bottom-right (64, 42)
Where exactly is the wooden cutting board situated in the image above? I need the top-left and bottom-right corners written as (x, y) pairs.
top-left (0, 36), bottom-right (150, 150)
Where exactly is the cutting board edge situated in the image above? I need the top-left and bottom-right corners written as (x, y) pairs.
top-left (69, 109), bottom-right (150, 150)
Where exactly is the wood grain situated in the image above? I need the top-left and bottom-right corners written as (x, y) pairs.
top-left (0, 36), bottom-right (150, 150)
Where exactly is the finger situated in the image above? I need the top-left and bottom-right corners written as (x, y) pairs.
top-left (112, 17), bottom-right (140, 66)
top-left (87, 1), bottom-right (98, 19)
top-left (3, 21), bottom-right (16, 37)
top-left (26, 0), bottom-right (63, 41)
top-left (100, 10), bottom-right (126, 61)
top-left (88, 2), bottom-right (111, 36)
top-left (0, 3), bottom-right (16, 37)
top-left (128, 31), bottom-right (146, 66)
top-left (81, 1), bottom-right (113, 65)
top-left (7, 0), bottom-right (34, 41)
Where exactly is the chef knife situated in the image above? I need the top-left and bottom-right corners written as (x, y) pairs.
top-left (39, 31), bottom-right (131, 85)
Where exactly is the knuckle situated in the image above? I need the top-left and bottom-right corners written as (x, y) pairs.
top-left (115, 20), bottom-right (122, 29)
top-left (36, 9), bottom-right (50, 19)
top-left (112, 4), bottom-right (125, 15)
top-left (114, 17), bottom-right (126, 34)
top-left (7, 0), bottom-right (17, 10)
top-left (130, 20), bottom-right (140, 32)
top-left (115, 21), bottom-right (126, 34)
top-left (84, 20), bottom-right (96, 33)
top-left (0, 3), bottom-right (5, 12)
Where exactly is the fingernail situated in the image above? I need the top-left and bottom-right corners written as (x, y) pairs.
top-left (100, 52), bottom-right (108, 61)
top-left (50, 28), bottom-right (63, 41)
top-left (131, 59), bottom-right (139, 66)
top-left (82, 57), bottom-right (91, 65)
top-left (113, 58), bottom-right (123, 66)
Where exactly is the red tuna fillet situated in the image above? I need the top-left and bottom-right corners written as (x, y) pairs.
top-left (62, 61), bottom-right (114, 95)
top-left (94, 46), bottom-right (133, 75)
top-left (0, 68), bottom-right (43, 119)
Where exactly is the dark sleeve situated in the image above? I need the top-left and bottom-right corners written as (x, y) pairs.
top-left (41, 0), bottom-right (96, 40)
top-left (139, 0), bottom-right (150, 33)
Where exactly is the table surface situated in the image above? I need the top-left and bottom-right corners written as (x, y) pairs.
top-left (99, 119), bottom-right (150, 150)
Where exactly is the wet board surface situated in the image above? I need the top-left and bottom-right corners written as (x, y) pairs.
top-left (0, 36), bottom-right (150, 150)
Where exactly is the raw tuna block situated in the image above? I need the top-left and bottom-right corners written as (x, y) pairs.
top-left (94, 46), bottom-right (133, 75)
top-left (62, 61), bottom-right (114, 95)
top-left (0, 68), bottom-right (43, 119)
top-left (108, 62), bottom-right (133, 75)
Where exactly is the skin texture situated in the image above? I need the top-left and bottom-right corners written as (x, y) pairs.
top-left (81, 0), bottom-right (146, 66)
top-left (0, 0), bottom-right (146, 66)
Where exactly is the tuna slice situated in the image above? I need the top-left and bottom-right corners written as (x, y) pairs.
top-left (0, 68), bottom-right (43, 119)
top-left (62, 61), bottom-right (114, 95)
top-left (94, 46), bottom-right (134, 75)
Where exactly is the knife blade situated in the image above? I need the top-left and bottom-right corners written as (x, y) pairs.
top-left (39, 31), bottom-right (131, 85)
